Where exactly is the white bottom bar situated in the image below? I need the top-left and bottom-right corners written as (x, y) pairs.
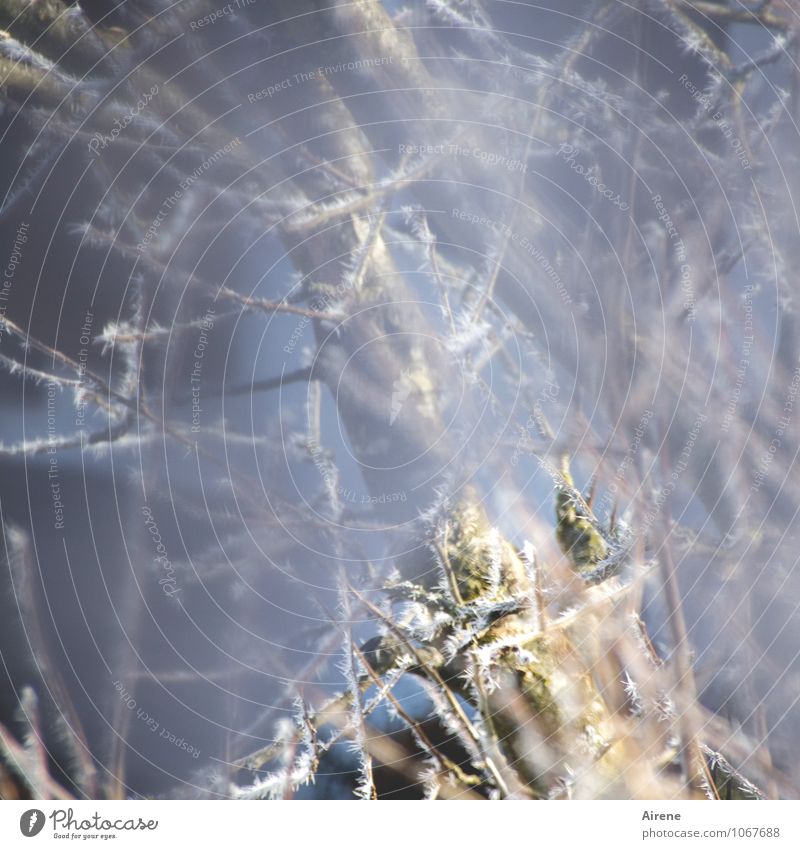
top-left (1, 800), bottom-right (798, 848)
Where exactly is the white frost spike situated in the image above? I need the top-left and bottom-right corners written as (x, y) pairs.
top-left (486, 527), bottom-right (503, 594)
top-left (389, 368), bottom-right (413, 426)
top-left (420, 759), bottom-right (441, 800)
top-left (522, 540), bottom-right (536, 568)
